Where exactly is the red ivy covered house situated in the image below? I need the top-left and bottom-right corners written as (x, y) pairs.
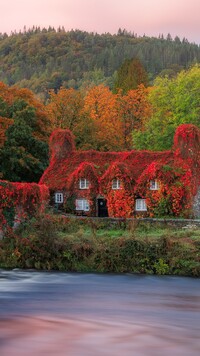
top-left (39, 124), bottom-right (200, 218)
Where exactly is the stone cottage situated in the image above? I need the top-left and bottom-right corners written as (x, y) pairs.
top-left (39, 124), bottom-right (200, 218)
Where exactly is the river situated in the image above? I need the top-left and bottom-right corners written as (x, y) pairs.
top-left (0, 270), bottom-right (200, 355)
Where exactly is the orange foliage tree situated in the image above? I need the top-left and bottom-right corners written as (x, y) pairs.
top-left (0, 82), bottom-right (51, 140)
top-left (116, 84), bottom-right (152, 149)
top-left (46, 87), bottom-right (84, 130)
top-left (45, 84), bottom-right (152, 152)
top-left (83, 85), bottom-right (123, 151)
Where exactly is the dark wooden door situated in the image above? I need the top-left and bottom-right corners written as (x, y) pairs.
top-left (98, 199), bottom-right (108, 217)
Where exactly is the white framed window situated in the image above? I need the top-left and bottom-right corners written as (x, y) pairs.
top-left (135, 199), bottom-right (147, 211)
top-left (75, 199), bottom-right (90, 211)
top-left (112, 178), bottom-right (121, 190)
top-left (79, 178), bottom-right (89, 189)
top-left (150, 180), bottom-right (160, 190)
top-left (55, 192), bottom-right (64, 204)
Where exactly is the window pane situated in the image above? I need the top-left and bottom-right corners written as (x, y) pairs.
top-left (76, 199), bottom-right (90, 211)
top-left (76, 199), bottom-right (83, 210)
top-left (112, 179), bottom-right (120, 189)
top-left (83, 200), bottom-right (90, 211)
top-left (135, 199), bottom-right (147, 211)
top-left (150, 180), bottom-right (156, 189)
top-left (150, 180), bottom-right (160, 190)
top-left (79, 179), bottom-right (84, 189)
top-left (142, 200), bottom-right (147, 210)
top-left (136, 199), bottom-right (141, 210)
top-left (79, 178), bottom-right (89, 189)
top-left (55, 193), bottom-right (63, 203)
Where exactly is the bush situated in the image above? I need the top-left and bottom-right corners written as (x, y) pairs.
top-left (0, 215), bottom-right (199, 276)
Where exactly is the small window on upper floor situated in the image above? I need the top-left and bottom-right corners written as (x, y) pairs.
top-left (150, 180), bottom-right (160, 190)
top-left (112, 178), bottom-right (121, 190)
top-left (135, 199), bottom-right (147, 211)
top-left (55, 192), bottom-right (64, 204)
top-left (79, 178), bottom-right (89, 189)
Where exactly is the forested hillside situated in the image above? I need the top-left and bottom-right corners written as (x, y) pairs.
top-left (0, 27), bottom-right (199, 183)
top-left (0, 28), bottom-right (200, 98)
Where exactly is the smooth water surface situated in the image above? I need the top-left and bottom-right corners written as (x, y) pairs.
top-left (0, 270), bottom-right (200, 355)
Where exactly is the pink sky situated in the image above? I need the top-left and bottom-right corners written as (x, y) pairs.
top-left (1, 0), bottom-right (200, 43)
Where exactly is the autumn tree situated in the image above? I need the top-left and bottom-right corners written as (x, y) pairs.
top-left (46, 87), bottom-right (84, 130)
top-left (73, 112), bottom-right (99, 150)
top-left (114, 58), bottom-right (148, 94)
top-left (83, 85), bottom-right (123, 151)
top-left (0, 83), bottom-right (50, 181)
top-left (116, 84), bottom-right (152, 149)
top-left (0, 82), bottom-right (51, 140)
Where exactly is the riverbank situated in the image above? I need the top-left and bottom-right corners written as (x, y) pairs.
top-left (0, 214), bottom-right (200, 276)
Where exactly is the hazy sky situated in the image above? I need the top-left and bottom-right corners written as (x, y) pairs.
top-left (1, 0), bottom-right (200, 43)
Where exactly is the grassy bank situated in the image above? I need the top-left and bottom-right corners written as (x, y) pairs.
top-left (0, 214), bottom-right (200, 276)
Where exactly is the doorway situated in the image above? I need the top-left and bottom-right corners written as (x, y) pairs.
top-left (97, 198), bottom-right (108, 217)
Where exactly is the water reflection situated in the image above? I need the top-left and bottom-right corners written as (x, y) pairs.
top-left (0, 270), bottom-right (200, 355)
